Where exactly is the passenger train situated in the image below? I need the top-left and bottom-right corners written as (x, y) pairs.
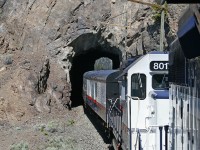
top-left (82, 4), bottom-right (200, 150)
top-left (83, 51), bottom-right (169, 150)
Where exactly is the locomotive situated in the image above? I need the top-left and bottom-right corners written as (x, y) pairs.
top-left (83, 51), bottom-right (169, 150)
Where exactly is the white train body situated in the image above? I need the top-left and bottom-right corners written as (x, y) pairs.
top-left (121, 52), bottom-right (169, 150)
top-left (83, 51), bottom-right (169, 150)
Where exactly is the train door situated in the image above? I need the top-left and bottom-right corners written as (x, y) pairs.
top-left (128, 73), bottom-right (148, 149)
top-left (119, 78), bottom-right (129, 150)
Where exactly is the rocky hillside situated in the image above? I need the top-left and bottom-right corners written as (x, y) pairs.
top-left (0, 0), bottom-right (187, 124)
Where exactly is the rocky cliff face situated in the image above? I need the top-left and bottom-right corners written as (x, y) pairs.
top-left (0, 0), bottom-right (187, 124)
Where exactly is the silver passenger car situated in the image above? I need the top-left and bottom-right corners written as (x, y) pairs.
top-left (83, 70), bottom-right (120, 122)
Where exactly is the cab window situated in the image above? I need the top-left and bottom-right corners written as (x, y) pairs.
top-left (131, 74), bottom-right (146, 99)
top-left (152, 74), bottom-right (169, 90)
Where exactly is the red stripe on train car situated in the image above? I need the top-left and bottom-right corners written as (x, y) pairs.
top-left (86, 95), bottom-right (106, 110)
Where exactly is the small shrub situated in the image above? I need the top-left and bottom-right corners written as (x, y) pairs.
top-left (67, 119), bottom-right (75, 126)
top-left (34, 121), bottom-right (59, 134)
top-left (34, 123), bottom-right (46, 132)
top-left (152, 2), bottom-right (168, 22)
top-left (10, 141), bottom-right (29, 150)
top-left (46, 121), bottom-right (59, 133)
top-left (44, 136), bottom-right (77, 150)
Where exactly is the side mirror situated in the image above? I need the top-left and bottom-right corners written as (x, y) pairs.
top-left (149, 91), bottom-right (157, 99)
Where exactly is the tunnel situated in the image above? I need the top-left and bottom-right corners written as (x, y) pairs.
top-left (69, 47), bottom-right (121, 107)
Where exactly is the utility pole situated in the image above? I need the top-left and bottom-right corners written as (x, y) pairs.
top-left (128, 0), bottom-right (166, 51)
top-left (160, 10), bottom-right (165, 51)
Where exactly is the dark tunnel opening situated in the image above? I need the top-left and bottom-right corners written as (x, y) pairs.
top-left (69, 48), bottom-right (120, 107)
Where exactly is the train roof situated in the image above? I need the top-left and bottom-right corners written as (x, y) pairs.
top-left (148, 51), bottom-right (168, 54)
top-left (121, 55), bottom-right (141, 70)
top-left (117, 55), bottom-right (144, 79)
top-left (117, 51), bottom-right (168, 79)
top-left (83, 70), bottom-right (120, 82)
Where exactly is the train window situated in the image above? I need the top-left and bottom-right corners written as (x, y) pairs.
top-left (87, 80), bottom-right (90, 95)
top-left (95, 82), bottom-right (97, 99)
top-left (152, 74), bottom-right (169, 90)
top-left (91, 82), bottom-right (94, 98)
top-left (131, 74), bottom-right (146, 100)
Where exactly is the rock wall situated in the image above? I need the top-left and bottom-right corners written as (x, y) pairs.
top-left (0, 0), bottom-right (188, 124)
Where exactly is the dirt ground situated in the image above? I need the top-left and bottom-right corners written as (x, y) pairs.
top-left (0, 106), bottom-right (111, 150)
top-left (0, 42), bottom-right (111, 150)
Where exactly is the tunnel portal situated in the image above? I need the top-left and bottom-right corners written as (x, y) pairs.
top-left (69, 48), bottom-right (121, 107)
